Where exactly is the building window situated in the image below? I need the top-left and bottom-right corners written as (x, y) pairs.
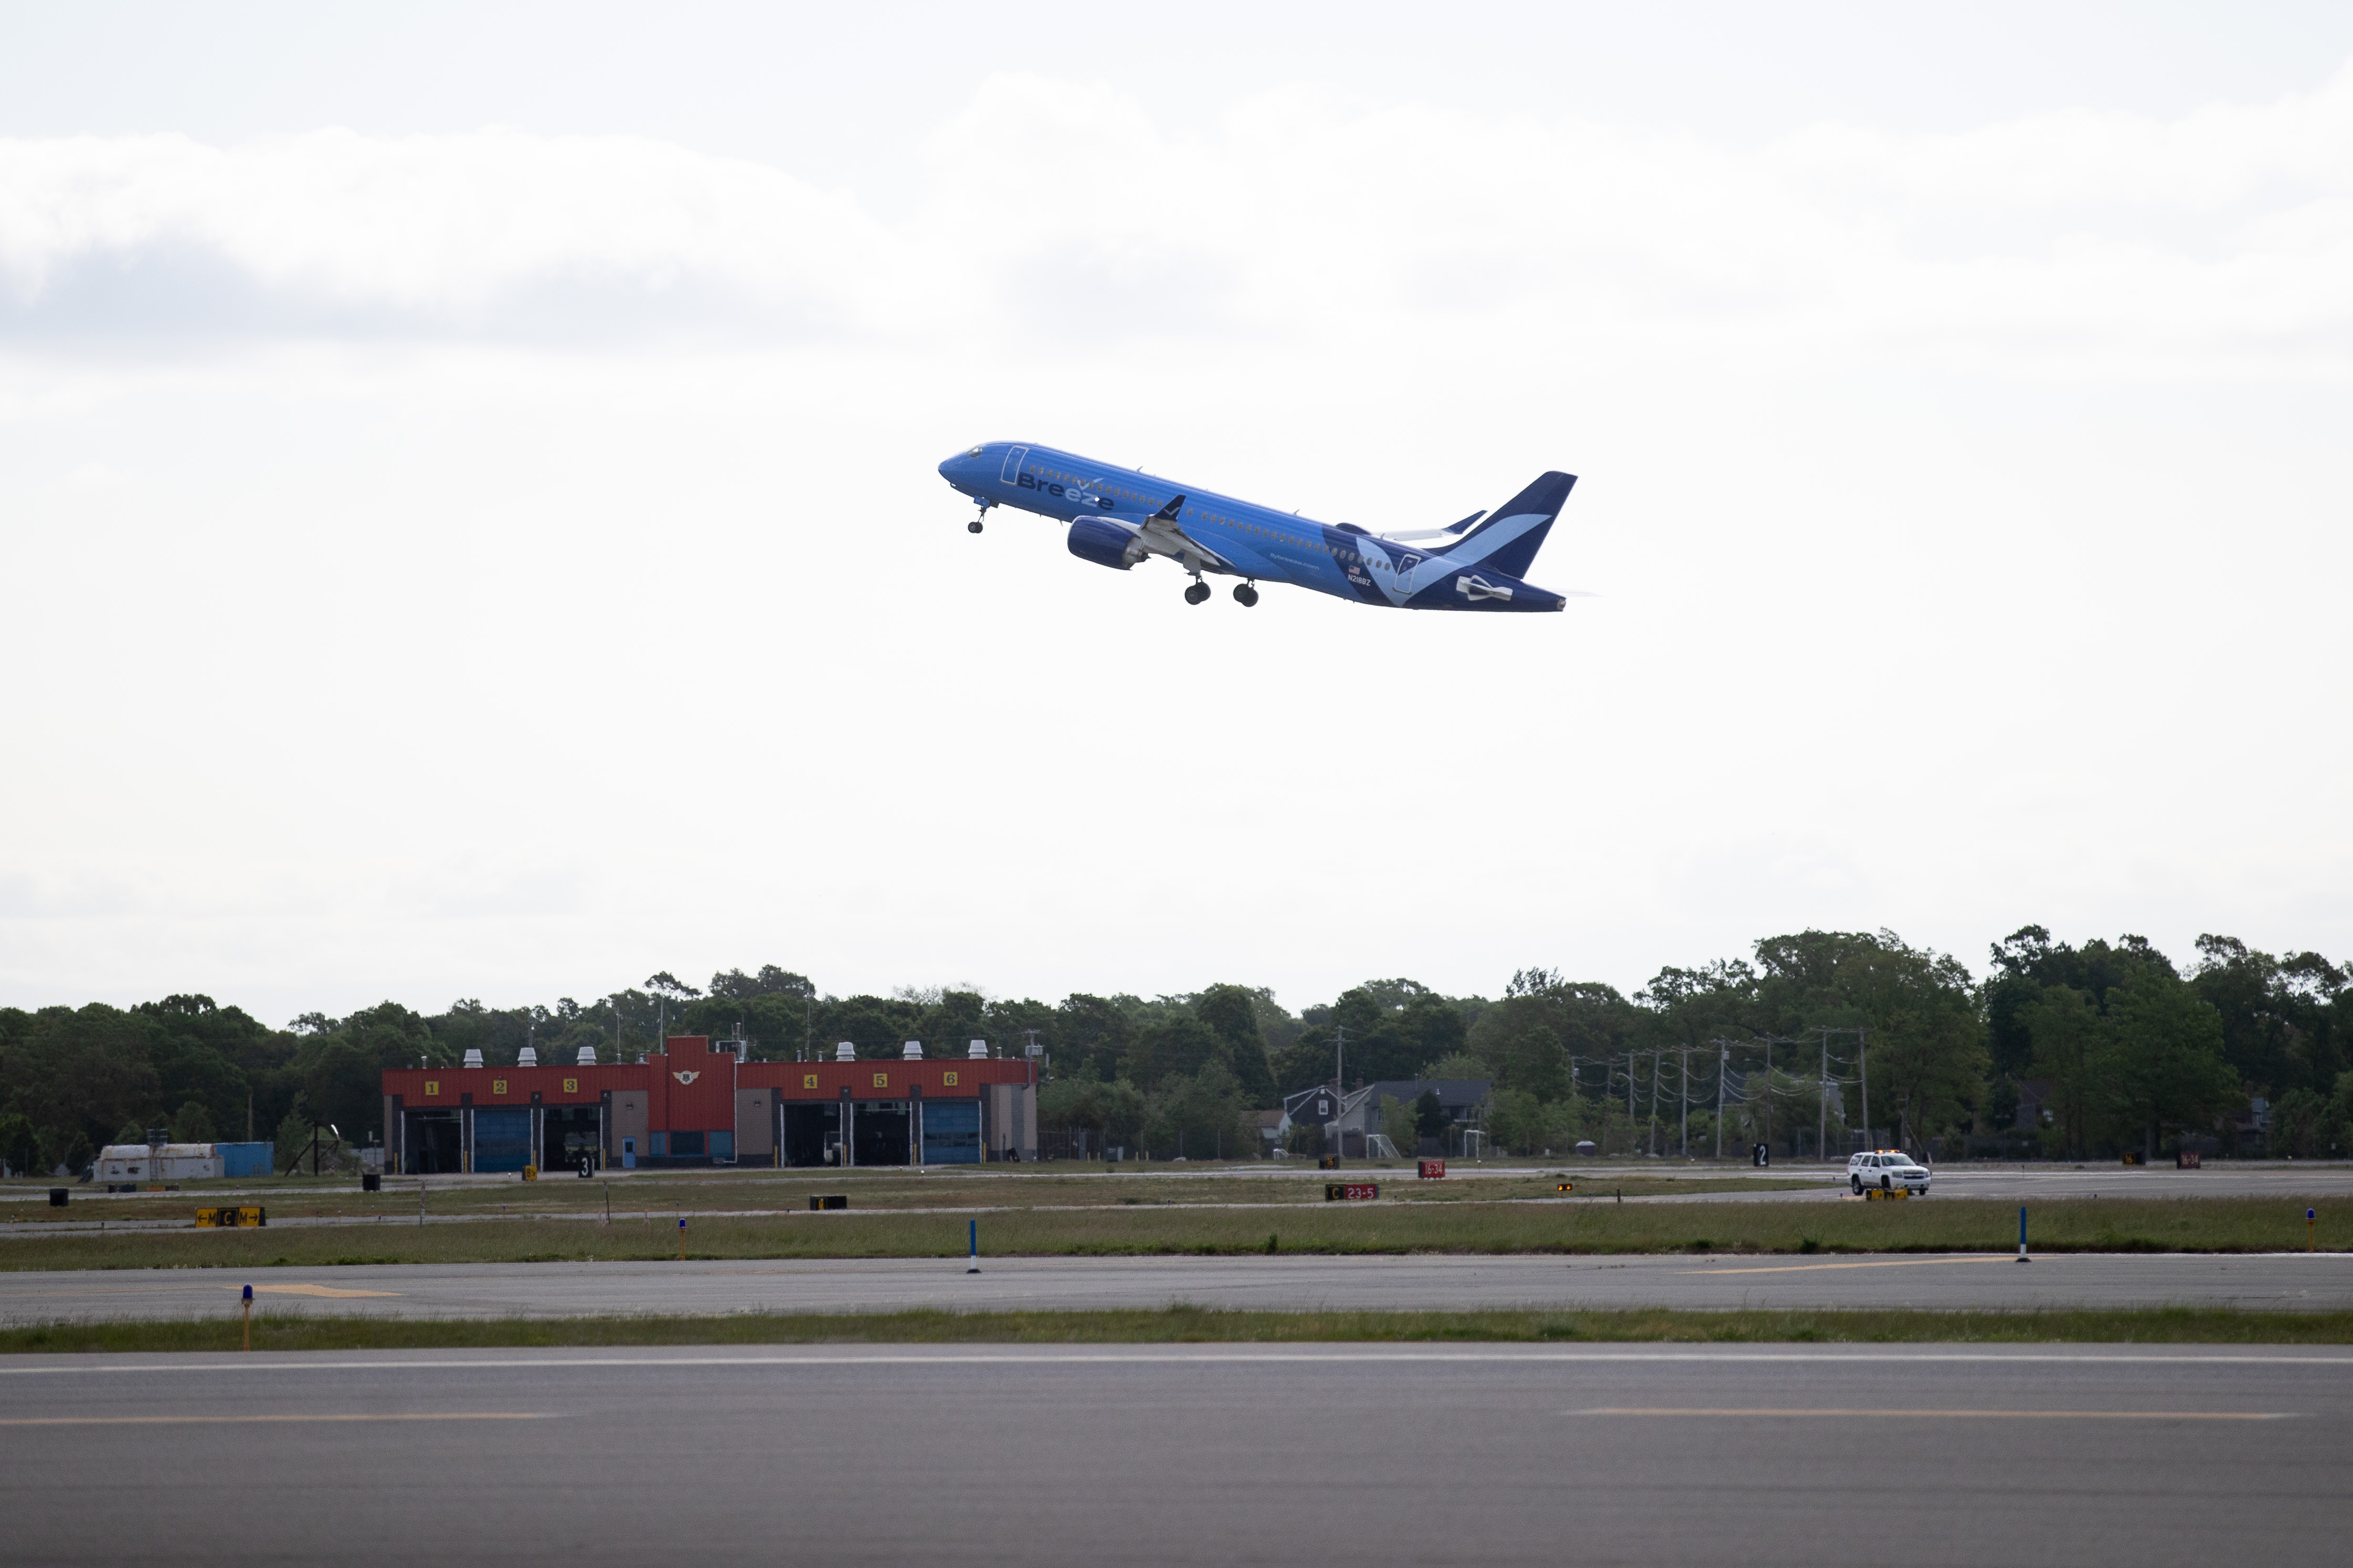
top-left (709, 1132), bottom-right (734, 1160)
top-left (650, 1132), bottom-right (667, 1157)
top-left (671, 1130), bottom-right (705, 1157)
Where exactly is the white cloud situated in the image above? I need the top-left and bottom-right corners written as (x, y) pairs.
top-left (3, 62), bottom-right (2350, 370)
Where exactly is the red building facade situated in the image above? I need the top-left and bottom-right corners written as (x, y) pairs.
top-left (381, 1036), bottom-right (1038, 1175)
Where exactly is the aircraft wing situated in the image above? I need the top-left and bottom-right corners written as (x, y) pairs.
top-left (1138, 493), bottom-right (1236, 572)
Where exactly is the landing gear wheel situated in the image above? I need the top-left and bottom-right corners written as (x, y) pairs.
top-left (968, 519), bottom-right (984, 534)
top-left (1184, 581), bottom-right (1211, 605)
top-left (1233, 583), bottom-right (1259, 606)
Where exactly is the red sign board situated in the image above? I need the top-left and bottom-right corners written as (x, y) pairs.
top-left (1324, 1182), bottom-right (1380, 1201)
top-left (1417, 1159), bottom-right (1445, 1179)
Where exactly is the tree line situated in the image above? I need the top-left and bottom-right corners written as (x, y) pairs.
top-left (2, 926), bottom-right (2346, 1175)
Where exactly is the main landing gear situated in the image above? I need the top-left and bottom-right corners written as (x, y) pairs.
top-left (1233, 582), bottom-right (1259, 607)
top-left (1183, 581), bottom-right (1211, 606)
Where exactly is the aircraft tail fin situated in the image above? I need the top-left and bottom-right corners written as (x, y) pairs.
top-left (1444, 472), bottom-right (1575, 578)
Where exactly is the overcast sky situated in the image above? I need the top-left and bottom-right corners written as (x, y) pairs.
top-left (4, 3), bottom-right (2350, 1026)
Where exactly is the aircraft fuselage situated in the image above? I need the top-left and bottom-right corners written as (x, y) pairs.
top-left (937, 441), bottom-right (1574, 612)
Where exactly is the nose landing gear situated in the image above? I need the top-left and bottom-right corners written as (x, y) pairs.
top-left (967, 499), bottom-right (993, 534)
top-left (1233, 582), bottom-right (1259, 607)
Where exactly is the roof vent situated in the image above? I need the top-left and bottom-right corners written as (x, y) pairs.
top-left (517, 1045), bottom-right (537, 1068)
top-left (968, 1039), bottom-right (988, 1059)
top-left (835, 1041), bottom-right (856, 1062)
top-left (462, 1048), bottom-right (484, 1069)
top-left (902, 1040), bottom-right (924, 1060)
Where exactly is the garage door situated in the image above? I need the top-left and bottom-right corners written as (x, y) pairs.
top-left (921, 1101), bottom-right (980, 1165)
top-left (473, 1108), bottom-right (532, 1172)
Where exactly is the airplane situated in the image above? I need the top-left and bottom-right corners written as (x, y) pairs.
top-left (936, 441), bottom-right (1577, 612)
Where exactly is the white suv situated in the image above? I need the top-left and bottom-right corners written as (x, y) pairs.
top-left (1848, 1149), bottom-right (1931, 1195)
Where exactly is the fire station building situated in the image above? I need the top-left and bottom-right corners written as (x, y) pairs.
top-left (380, 1036), bottom-right (1040, 1175)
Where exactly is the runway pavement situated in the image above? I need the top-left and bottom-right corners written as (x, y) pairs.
top-left (5, 1251), bottom-right (2350, 1325)
top-left (4, 1343), bottom-right (2347, 1564)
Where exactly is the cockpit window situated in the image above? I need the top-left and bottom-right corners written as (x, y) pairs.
top-left (968, 446), bottom-right (984, 456)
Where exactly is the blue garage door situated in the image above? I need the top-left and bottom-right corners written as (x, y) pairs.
top-left (474, 1108), bottom-right (531, 1172)
top-left (921, 1101), bottom-right (980, 1164)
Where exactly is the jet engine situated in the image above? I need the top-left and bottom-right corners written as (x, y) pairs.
top-left (1067, 516), bottom-right (1148, 571)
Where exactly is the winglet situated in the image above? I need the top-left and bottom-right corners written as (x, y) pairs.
top-left (1151, 494), bottom-right (1186, 522)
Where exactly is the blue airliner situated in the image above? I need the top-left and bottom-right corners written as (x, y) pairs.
top-left (937, 442), bottom-right (1577, 611)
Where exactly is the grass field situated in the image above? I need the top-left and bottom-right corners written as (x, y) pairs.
top-left (0, 1167), bottom-right (1813, 1228)
top-left (3, 1196), bottom-right (2344, 1271)
top-left (4, 1303), bottom-right (2349, 1353)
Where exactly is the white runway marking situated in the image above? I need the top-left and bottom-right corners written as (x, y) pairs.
top-left (0, 1412), bottom-right (546, 1425)
top-left (1568, 1405), bottom-right (2296, 1420)
top-left (7, 1349), bottom-right (2353, 1373)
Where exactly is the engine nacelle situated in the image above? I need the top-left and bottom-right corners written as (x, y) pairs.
top-left (1067, 516), bottom-right (1148, 571)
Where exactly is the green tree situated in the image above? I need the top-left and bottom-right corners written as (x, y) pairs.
top-left (1194, 984), bottom-right (1279, 1107)
top-left (2026, 986), bottom-right (2102, 1157)
top-left (1379, 1094), bottom-right (1416, 1156)
top-left (1037, 1076), bottom-right (1146, 1148)
top-left (2268, 1087), bottom-right (2328, 1159)
top-left (0, 1111), bottom-right (36, 1174)
top-left (2190, 935), bottom-right (2346, 1100)
top-left (2095, 963), bottom-right (2238, 1160)
top-left (1124, 1017), bottom-right (1221, 1091)
top-left (1140, 1062), bottom-right (1252, 1160)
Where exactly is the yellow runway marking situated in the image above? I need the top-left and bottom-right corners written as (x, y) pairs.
top-left (0, 1283), bottom-right (402, 1299)
top-left (1572, 1407), bottom-right (2291, 1421)
top-left (1677, 1256), bottom-right (2013, 1276)
top-left (0, 1413), bottom-right (545, 1427)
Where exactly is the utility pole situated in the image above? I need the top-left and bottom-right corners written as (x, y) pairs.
top-left (1680, 1047), bottom-right (1690, 1158)
top-left (1332, 1023), bottom-right (1348, 1159)
top-left (1647, 1048), bottom-right (1660, 1158)
top-left (1715, 1040), bottom-right (1727, 1160)
top-left (1819, 1030), bottom-right (1829, 1162)
top-left (1859, 1027), bottom-right (1870, 1150)
top-left (1763, 1036), bottom-right (1773, 1158)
